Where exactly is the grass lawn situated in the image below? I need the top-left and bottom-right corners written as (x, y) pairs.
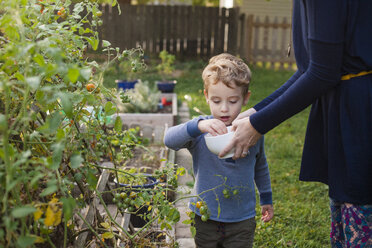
top-left (103, 60), bottom-right (331, 247)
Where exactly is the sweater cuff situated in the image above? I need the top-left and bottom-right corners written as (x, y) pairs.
top-left (186, 116), bottom-right (205, 138)
top-left (260, 192), bottom-right (272, 205)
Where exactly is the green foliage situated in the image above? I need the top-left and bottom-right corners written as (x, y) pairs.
top-left (156, 50), bottom-right (175, 80)
top-left (119, 80), bottom-right (161, 113)
top-left (0, 0), bottom-right (187, 247)
top-left (117, 47), bottom-right (146, 81)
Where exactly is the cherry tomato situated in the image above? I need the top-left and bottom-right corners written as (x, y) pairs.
top-left (201, 215), bottom-right (208, 222)
top-left (86, 83), bottom-right (95, 92)
top-left (129, 191), bottom-right (136, 198)
top-left (199, 206), bottom-right (206, 215)
top-left (196, 201), bottom-right (202, 209)
top-left (57, 7), bottom-right (65, 16)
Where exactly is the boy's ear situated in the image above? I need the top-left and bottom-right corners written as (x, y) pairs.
top-left (204, 89), bottom-right (209, 103)
top-left (243, 91), bottom-right (251, 105)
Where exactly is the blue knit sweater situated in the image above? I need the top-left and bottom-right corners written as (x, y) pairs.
top-left (164, 116), bottom-right (272, 222)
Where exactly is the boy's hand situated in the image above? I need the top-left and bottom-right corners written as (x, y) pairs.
top-left (261, 204), bottom-right (274, 222)
top-left (198, 119), bottom-right (227, 136)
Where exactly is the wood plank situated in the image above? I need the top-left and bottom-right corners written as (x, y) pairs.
top-left (227, 8), bottom-right (239, 55)
top-left (245, 15), bottom-right (254, 62)
top-left (74, 162), bottom-right (114, 247)
top-left (205, 7), bottom-right (213, 58)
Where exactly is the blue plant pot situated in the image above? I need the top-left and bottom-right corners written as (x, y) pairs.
top-left (118, 175), bottom-right (159, 189)
top-left (116, 174), bottom-right (159, 227)
top-left (156, 80), bottom-right (176, 93)
top-left (116, 79), bottom-right (138, 91)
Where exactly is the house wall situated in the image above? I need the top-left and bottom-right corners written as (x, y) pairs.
top-left (241, 0), bottom-right (292, 20)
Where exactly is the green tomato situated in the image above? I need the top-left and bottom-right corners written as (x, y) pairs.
top-left (120, 192), bottom-right (127, 199)
top-left (199, 206), bottom-right (206, 215)
top-left (124, 197), bottom-right (131, 205)
top-left (201, 215), bottom-right (208, 222)
top-left (233, 189), bottom-right (239, 195)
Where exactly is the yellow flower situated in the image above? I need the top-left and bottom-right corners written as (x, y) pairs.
top-left (33, 206), bottom-right (43, 221)
top-left (44, 198), bottom-right (62, 227)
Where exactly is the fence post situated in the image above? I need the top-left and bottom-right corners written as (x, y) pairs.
top-left (238, 13), bottom-right (245, 59)
top-left (227, 7), bottom-right (239, 55)
top-left (245, 15), bottom-right (254, 63)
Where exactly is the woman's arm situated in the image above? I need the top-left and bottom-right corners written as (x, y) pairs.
top-left (220, 0), bottom-right (347, 158)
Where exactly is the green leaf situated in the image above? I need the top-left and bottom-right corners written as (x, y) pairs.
top-left (102, 40), bottom-right (111, 48)
top-left (61, 197), bottom-right (76, 221)
top-left (30, 173), bottom-right (44, 187)
top-left (190, 226), bottom-right (196, 237)
top-left (86, 170), bottom-right (98, 190)
top-left (59, 93), bottom-right (73, 119)
top-left (51, 142), bottom-right (64, 170)
top-left (80, 68), bottom-right (92, 81)
top-left (40, 184), bottom-right (58, 197)
top-left (26, 76), bottom-right (41, 91)
top-left (49, 112), bottom-right (63, 133)
top-left (114, 116), bottom-right (122, 133)
top-left (17, 235), bottom-right (36, 248)
top-left (68, 67), bottom-right (80, 83)
top-left (100, 222), bottom-right (110, 229)
top-left (70, 154), bottom-right (83, 169)
top-left (56, 128), bottom-right (65, 140)
top-left (102, 232), bottom-right (114, 239)
top-left (12, 206), bottom-right (36, 218)
top-left (33, 53), bottom-right (45, 67)
top-left (104, 101), bottom-right (116, 116)
top-left (86, 37), bottom-right (99, 51)
top-left (182, 219), bottom-right (193, 225)
top-left (166, 208), bottom-right (180, 222)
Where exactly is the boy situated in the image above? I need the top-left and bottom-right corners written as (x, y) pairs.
top-left (164, 54), bottom-right (274, 248)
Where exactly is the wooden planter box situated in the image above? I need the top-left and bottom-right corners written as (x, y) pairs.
top-left (112, 93), bottom-right (177, 132)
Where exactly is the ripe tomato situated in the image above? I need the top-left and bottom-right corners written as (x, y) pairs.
top-left (195, 201), bottom-right (202, 209)
top-left (57, 7), bottom-right (65, 16)
top-left (86, 83), bottom-right (95, 92)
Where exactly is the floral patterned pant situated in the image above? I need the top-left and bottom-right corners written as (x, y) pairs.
top-left (330, 199), bottom-right (372, 248)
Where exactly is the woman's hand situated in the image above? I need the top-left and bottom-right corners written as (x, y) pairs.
top-left (218, 117), bottom-right (262, 159)
top-left (198, 119), bottom-right (227, 136)
top-left (235, 107), bottom-right (257, 121)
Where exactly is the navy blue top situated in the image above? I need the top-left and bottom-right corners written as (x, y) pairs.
top-left (250, 0), bottom-right (372, 204)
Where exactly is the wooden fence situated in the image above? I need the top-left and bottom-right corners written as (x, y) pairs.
top-left (98, 4), bottom-right (296, 67)
top-left (98, 4), bottom-right (240, 59)
top-left (241, 15), bottom-right (296, 68)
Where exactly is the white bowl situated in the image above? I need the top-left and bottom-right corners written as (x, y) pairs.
top-left (204, 126), bottom-right (235, 159)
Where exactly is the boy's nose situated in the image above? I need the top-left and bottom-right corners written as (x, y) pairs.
top-left (221, 102), bottom-right (228, 112)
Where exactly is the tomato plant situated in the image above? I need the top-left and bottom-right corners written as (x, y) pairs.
top-left (0, 0), bottom-right (212, 246)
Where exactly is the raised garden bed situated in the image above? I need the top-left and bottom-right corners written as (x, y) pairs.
top-left (112, 93), bottom-right (178, 129)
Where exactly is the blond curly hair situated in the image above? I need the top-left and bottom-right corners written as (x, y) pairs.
top-left (202, 53), bottom-right (251, 97)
